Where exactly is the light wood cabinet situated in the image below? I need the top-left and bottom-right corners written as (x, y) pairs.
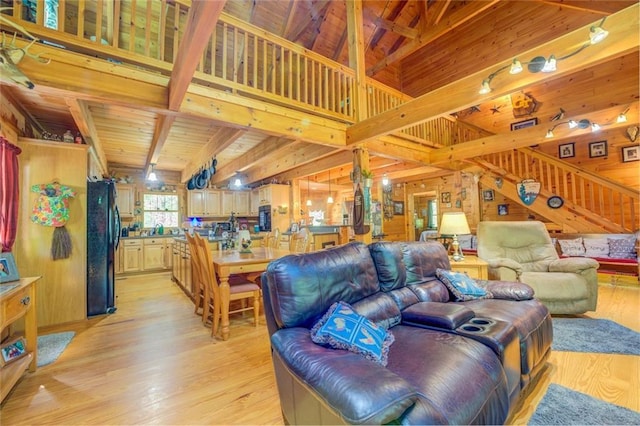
top-left (115, 243), bottom-right (124, 274)
top-left (0, 277), bottom-right (39, 403)
top-left (123, 239), bottom-right (143, 272)
top-left (250, 189), bottom-right (259, 215)
top-left (116, 184), bottom-right (135, 217)
top-left (449, 255), bottom-right (488, 279)
top-left (143, 238), bottom-right (166, 270)
top-left (221, 190), bottom-right (251, 216)
top-left (187, 190), bottom-right (221, 217)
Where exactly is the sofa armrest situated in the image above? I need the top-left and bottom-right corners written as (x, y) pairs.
top-left (402, 302), bottom-right (475, 329)
top-left (549, 257), bottom-right (599, 273)
top-left (271, 327), bottom-right (418, 424)
top-left (478, 280), bottom-right (535, 301)
top-left (485, 257), bottom-right (523, 281)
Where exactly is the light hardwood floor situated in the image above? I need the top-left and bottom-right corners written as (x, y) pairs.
top-left (1, 273), bottom-right (638, 424)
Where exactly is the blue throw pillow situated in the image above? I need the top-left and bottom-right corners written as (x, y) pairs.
top-left (310, 301), bottom-right (394, 366)
top-left (436, 268), bottom-right (492, 302)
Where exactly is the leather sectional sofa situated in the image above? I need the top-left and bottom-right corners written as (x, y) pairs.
top-left (262, 241), bottom-right (553, 425)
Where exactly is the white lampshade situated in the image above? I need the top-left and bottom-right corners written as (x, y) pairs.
top-left (439, 212), bottom-right (471, 236)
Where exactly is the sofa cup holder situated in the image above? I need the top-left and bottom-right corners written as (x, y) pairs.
top-left (470, 318), bottom-right (495, 326)
top-left (460, 324), bottom-right (485, 333)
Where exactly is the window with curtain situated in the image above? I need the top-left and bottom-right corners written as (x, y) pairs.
top-left (427, 199), bottom-right (438, 229)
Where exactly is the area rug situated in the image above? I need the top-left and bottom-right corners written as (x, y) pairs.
top-left (530, 383), bottom-right (640, 425)
top-left (37, 331), bottom-right (75, 367)
top-left (552, 318), bottom-right (640, 355)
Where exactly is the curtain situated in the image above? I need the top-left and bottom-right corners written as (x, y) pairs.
top-left (0, 137), bottom-right (22, 252)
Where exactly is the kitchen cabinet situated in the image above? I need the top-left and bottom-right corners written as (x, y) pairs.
top-left (115, 243), bottom-right (124, 274)
top-left (250, 189), bottom-right (259, 215)
top-left (143, 238), bottom-right (166, 270)
top-left (116, 184), bottom-right (135, 217)
top-left (123, 239), bottom-right (143, 273)
top-left (172, 239), bottom-right (193, 300)
top-left (258, 184), bottom-right (289, 207)
top-left (222, 190), bottom-right (250, 216)
top-left (188, 190), bottom-right (221, 217)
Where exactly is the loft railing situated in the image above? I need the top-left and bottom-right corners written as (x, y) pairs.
top-left (1, 0), bottom-right (479, 144)
top-left (480, 147), bottom-right (639, 232)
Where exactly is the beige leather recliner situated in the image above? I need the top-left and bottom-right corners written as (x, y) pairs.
top-left (477, 221), bottom-right (599, 314)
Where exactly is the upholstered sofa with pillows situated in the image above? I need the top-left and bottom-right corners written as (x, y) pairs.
top-left (555, 233), bottom-right (639, 280)
top-left (262, 241), bottom-right (552, 425)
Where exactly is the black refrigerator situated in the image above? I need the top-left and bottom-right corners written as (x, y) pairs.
top-left (86, 180), bottom-right (120, 316)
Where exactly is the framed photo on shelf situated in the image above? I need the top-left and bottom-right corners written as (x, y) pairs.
top-left (393, 201), bottom-right (404, 215)
top-left (510, 117), bottom-right (538, 131)
top-left (558, 142), bottom-right (575, 159)
top-left (0, 337), bottom-right (27, 366)
top-left (589, 140), bottom-right (608, 158)
top-left (440, 192), bottom-right (451, 203)
top-left (0, 252), bottom-right (19, 283)
top-left (621, 145), bottom-right (640, 162)
top-left (482, 189), bottom-right (495, 201)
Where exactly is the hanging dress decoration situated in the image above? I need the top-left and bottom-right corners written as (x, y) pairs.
top-left (31, 182), bottom-right (77, 260)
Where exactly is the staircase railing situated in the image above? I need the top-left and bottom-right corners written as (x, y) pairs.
top-left (479, 148), bottom-right (639, 232)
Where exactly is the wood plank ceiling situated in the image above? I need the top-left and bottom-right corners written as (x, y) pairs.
top-left (1, 0), bottom-right (637, 189)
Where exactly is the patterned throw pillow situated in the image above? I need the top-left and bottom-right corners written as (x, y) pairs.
top-left (608, 237), bottom-right (637, 259)
top-left (436, 268), bottom-right (491, 302)
top-left (311, 301), bottom-right (394, 366)
top-left (558, 238), bottom-right (586, 257)
top-left (583, 238), bottom-right (610, 258)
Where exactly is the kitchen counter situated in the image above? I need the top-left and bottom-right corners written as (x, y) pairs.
top-left (121, 234), bottom-right (177, 239)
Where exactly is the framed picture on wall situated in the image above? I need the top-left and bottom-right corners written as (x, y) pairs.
top-left (393, 201), bottom-right (404, 215)
top-left (498, 204), bottom-right (509, 216)
top-left (558, 142), bottom-right (575, 159)
top-left (440, 192), bottom-right (451, 203)
top-left (622, 145), bottom-right (640, 162)
top-left (589, 140), bottom-right (608, 158)
top-left (0, 253), bottom-right (19, 283)
top-left (510, 117), bottom-right (538, 131)
top-left (482, 189), bottom-right (495, 201)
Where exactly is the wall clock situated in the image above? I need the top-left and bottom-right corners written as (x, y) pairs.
top-left (547, 196), bottom-right (564, 209)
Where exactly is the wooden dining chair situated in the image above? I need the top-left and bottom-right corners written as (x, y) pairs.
top-left (193, 234), bottom-right (261, 337)
top-left (185, 233), bottom-right (206, 321)
top-left (267, 228), bottom-right (281, 249)
top-left (289, 229), bottom-right (311, 253)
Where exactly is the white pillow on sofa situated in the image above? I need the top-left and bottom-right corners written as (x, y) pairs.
top-left (558, 238), bottom-right (586, 257)
top-left (583, 238), bottom-right (609, 258)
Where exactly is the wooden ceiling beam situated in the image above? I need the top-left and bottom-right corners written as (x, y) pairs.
top-left (429, 102), bottom-right (639, 165)
top-left (181, 127), bottom-right (246, 182)
top-left (422, 0), bottom-right (450, 29)
top-left (276, 150), bottom-right (354, 183)
top-left (351, 4), bottom-right (639, 145)
top-left (366, 1), bottom-right (408, 53)
top-left (363, 8), bottom-right (418, 40)
top-left (287, 0), bottom-right (331, 44)
top-left (366, 0), bottom-right (499, 76)
top-left (65, 98), bottom-right (108, 174)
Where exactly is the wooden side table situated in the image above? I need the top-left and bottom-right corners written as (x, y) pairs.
top-left (450, 256), bottom-right (488, 280)
top-left (1, 276), bottom-right (40, 402)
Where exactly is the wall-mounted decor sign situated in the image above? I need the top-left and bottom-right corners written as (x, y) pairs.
top-left (558, 142), bottom-right (575, 159)
top-left (517, 179), bottom-right (541, 206)
top-left (511, 117), bottom-right (538, 131)
top-left (588, 141), bottom-right (608, 158)
top-left (622, 145), bottom-right (639, 162)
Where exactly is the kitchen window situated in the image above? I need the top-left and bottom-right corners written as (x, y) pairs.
top-left (143, 193), bottom-right (179, 228)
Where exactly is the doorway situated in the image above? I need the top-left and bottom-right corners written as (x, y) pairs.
top-left (412, 191), bottom-right (437, 241)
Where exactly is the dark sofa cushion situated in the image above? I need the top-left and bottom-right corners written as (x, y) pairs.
top-left (351, 292), bottom-right (402, 329)
top-left (311, 301), bottom-right (395, 366)
top-left (402, 302), bottom-right (475, 330)
top-left (272, 327), bottom-right (419, 424)
top-left (265, 242), bottom-right (380, 329)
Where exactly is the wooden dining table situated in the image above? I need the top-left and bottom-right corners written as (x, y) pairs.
top-left (210, 246), bottom-right (291, 340)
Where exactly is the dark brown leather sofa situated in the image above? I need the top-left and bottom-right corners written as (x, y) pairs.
top-left (262, 241), bottom-right (552, 424)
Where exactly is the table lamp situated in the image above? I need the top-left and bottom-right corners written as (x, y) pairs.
top-left (439, 212), bottom-right (471, 262)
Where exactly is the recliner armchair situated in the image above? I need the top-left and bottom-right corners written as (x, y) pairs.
top-left (477, 221), bottom-right (599, 314)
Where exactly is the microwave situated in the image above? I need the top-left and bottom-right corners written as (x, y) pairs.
top-left (258, 205), bottom-right (271, 232)
top-left (214, 222), bottom-right (232, 235)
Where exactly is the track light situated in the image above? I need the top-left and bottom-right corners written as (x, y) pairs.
top-left (509, 58), bottom-right (523, 74)
top-left (545, 129), bottom-right (554, 138)
top-left (148, 164), bottom-right (157, 181)
top-left (591, 122), bottom-right (600, 132)
top-left (590, 25), bottom-right (609, 44)
top-left (382, 173), bottom-right (389, 186)
top-left (617, 107), bottom-right (629, 123)
top-left (541, 55), bottom-right (556, 72)
top-left (477, 20), bottom-right (610, 94)
top-left (479, 79), bottom-right (491, 94)
top-left (568, 120), bottom-right (578, 129)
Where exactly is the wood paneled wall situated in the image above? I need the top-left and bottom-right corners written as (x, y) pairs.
top-left (15, 139), bottom-right (88, 328)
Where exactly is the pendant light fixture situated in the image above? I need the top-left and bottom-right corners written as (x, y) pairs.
top-left (306, 176), bottom-right (312, 206)
top-left (327, 170), bottom-right (334, 204)
top-left (148, 164), bottom-right (157, 181)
